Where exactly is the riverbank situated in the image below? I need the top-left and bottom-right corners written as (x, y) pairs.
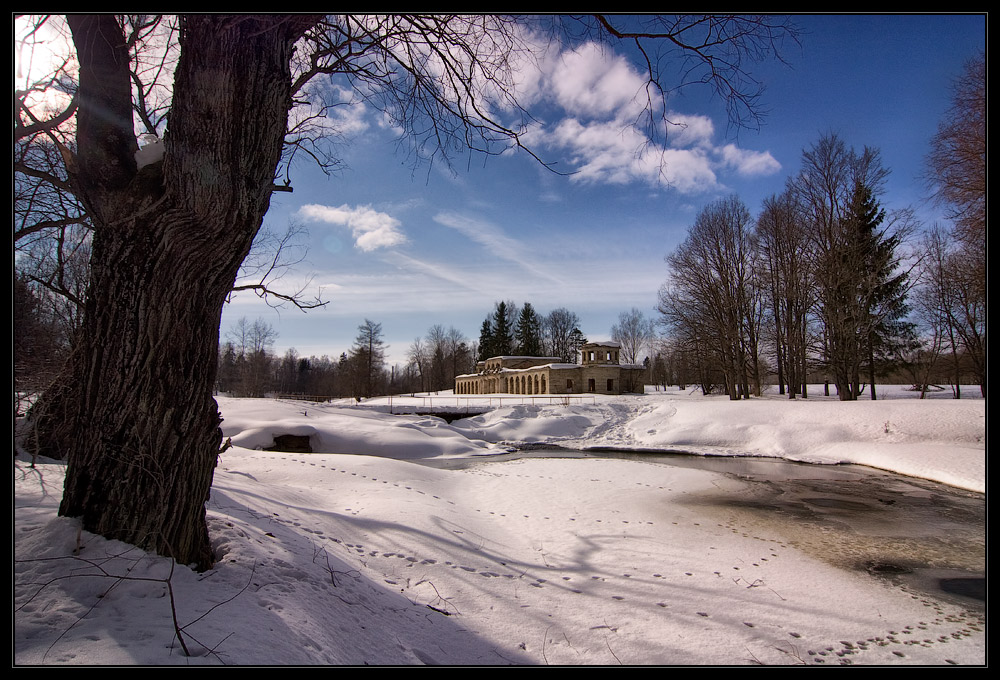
top-left (228, 384), bottom-right (986, 492)
top-left (14, 387), bottom-right (986, 665)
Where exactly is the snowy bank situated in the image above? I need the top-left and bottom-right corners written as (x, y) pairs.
top-left (220, 385), bottom-right (986, 493)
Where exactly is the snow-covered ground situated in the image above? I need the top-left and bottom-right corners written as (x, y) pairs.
top-left (15, 385), bottom-right (985, 665)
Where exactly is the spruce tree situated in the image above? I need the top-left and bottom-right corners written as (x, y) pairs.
top-left (569, 328), bottom-right (588, 363)
top-left (477, 316), bottom-right (495, 361)
top-left (492, 301), bottom-right (515, 356)
top-left (515, 302), bottom-right (543, 356)
top-left (847, 181), bottom-right (915, 399)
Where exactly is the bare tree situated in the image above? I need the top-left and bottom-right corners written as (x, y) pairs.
top-left (611, 307), bottom-right (656, 393)
top-left (611, 307), bottom-right (655, 367)
top-left (25, 15), bottom-right (322, 569)
top-left (445, 326), bottom-right (473, 384)
top-left (15, 274), bottom-right (68, 401)
top-left (755, 189), bottom-right (814, 397)
top-left (788, 133), bottom-right (913, 401)
top-left (406, 337), bottom-right (429, 392)
top-left (922, 51), bottom-right (985, 397)
top-left (228, 220), bottom-right (327, 311)
top-left (226, 317), bottom-right (279, 398)
top-left (925, 50), bottom-right (986, 274)
top-left (424, 324), bottom-right (450, 391)
top-left (544, 307), bottom-right (582, 362)
top-left (576, 15), bottom-right (800, 137)
top-left (916, 226), bottom-right (986, 397)
top-left (659, 196), bottom-right (763, 399)
top-left (20, 14), bottom-right (799, 569)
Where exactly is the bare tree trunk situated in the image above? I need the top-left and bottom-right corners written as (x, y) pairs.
top-left (27, 15), bottom-right (316, 570)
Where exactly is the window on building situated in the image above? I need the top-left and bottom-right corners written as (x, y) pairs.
top-left (607, 379), bottom-right (614, 391)
top-left (588, 378), bottom-right (596, 392)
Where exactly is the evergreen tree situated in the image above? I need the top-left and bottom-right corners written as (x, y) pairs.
top-left (478, 316), bottom-right (495, 361)
top-left (515, 302), bottom-right (544, 356)
top-left (350, 319), bottom-right (386, 398)
top-left (491, 301), bottom-right (515, 356)
top-left (568, 327), bottom-right (588, 363)
top-left (846, 181), bottom-right (916, 399)
top-left (430, 344), bottom-right (447, 391)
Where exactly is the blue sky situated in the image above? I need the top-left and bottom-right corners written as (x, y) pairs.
top-left (219, 14), bottom-right (986, 366)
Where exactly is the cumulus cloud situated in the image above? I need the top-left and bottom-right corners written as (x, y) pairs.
top-left (549, 42), bottom-right (648, 120)
top-left (298, 204), bottom-right (407, 252)
top-left (538, 117), bottom-right (718, 191)
top-left (526, 41), bottom-right (780, 193)
top-left (716, 144), bottom-right (782, 177)
top-left (291, 27), bottom-right (780, 196)
top-left (665, 113), bottom-right (716, 149)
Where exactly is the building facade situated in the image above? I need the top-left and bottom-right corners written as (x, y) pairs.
top-left (454, 342), bottom-right (645, 395)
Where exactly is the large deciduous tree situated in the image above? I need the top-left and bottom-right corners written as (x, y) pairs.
top-left (755, 189), bottom-right (813, 398)
top-left (543, 307), bottom-right (582, 362)
top-left (21, 14), bottom-right (798, 569)
top-left (925, 50), bottom-right (985, 272)
top-left (789, 134), bottom-right (914, 401)
top-left (27, 15), bottom-right (318, 569)
top-left (922, 51), bottom-right (986, 396)
top-left (659, 196), bottom-right (762, 399)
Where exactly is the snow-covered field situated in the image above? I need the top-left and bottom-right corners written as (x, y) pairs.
top-left (14, 385), bottom-right (985, 665)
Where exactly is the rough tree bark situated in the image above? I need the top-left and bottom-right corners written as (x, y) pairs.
top-left (28, 15), bottom-right (318, 570)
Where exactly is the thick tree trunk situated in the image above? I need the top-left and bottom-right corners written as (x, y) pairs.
top-left (49, 219), bottom-right (235, 568)
top-left (27, 15), bottom-right (317, 570)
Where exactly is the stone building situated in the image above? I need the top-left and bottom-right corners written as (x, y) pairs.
top-left (454, 341), bottom-right (645, 395)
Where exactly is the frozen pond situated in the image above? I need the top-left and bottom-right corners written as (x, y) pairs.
top-left (423, 448), bottom-right (986, 610)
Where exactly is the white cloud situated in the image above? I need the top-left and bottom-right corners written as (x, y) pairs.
top-left (521, 41), bottom-right (780, 194)
top-left (539, 118), bottom-right (718, 192)
top-left (717, 144), bottom-right (782, 176)
top-left (298, 204), bottom-right (407, 252)
top-left (434, 211), bottom-right (525, 258)
top-left (433, 211), bottom-right (562, 283)
top-left (665, 113), bottom-right (716, 149)
top-left (288, 84), bottom-right (370, 143)
top-left (543, 118), bottom-right (651, 184)
top-left (658, 148), bottom-right (719, 193)
top-left (549, 42), bottom-right (648, 120)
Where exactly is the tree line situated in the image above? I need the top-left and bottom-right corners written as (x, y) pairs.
top-left (656, 128), bottom-right (985, 400)
top-left (216, 302), bottom-right (593, 400)
top-left (217, 317), bottom-right (396, 401)
top-left (476, 301), bottom-right (587, 363)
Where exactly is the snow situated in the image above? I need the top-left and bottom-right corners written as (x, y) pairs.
top-left (15, 385), bottom-right (985, 666)
top-left (134, 134), bottom-right (164, 169)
